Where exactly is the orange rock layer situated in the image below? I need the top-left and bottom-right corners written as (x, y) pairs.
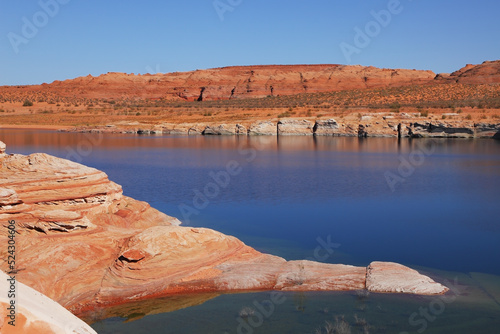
top-left (2, 61), bottom-right (499, 103)
top-left (2, 64), bottom-right (437, 102)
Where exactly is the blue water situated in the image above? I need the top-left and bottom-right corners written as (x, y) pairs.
top-left (1, 129), bottom-right (499, 333)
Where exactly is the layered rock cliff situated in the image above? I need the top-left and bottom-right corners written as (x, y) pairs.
top-left (2, 61), bottom-right (499, 103)
top-left (436, 60), bottom-right (500, 84)
top-left (0, 142), bottom-right (449, 318)
top-left (69, 117), bottom-right (500, 139)
top-left (1, 64), bottom-right (436, 102)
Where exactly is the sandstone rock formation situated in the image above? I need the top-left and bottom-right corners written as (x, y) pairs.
top-left (235, 124), bottom-right (247, 135)
top-left (474, 123), bottom-right (500, 139)
top-left (313, 119), bottom-right (340, 136)
top-left (1, 64), bottom-right (437, 102)
top-left (436, 60), bottom-right (500, 84)
top-left (248, 121), bottom-right (277, 136)
top-left (0, 144), bottom-right (449, 318)
top-left (0, 141), bottom-right (6, 155)
top-left (0, 271), bottom-right (97, 334)
top-left (366, 262), bottom-right (449, 295)
top-left (67, 118), bottom-right (500, 139)
top-left (277, 119), bottom-right (313, 135)
top-left (203, 124), bottom-right (236, 135)
top-left (407, 121), bottom-right (477, 138)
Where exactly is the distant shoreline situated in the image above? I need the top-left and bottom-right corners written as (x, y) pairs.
top-left (3, 118), bottom-right (498, 139)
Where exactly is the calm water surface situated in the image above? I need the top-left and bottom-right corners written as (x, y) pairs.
top-left (1, 129), bottom-right (499, 333)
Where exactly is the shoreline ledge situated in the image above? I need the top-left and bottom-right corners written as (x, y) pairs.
top-left (61, 118), bottom-right (500, 139)
top-left (0, 141), bottom-right (448, 325)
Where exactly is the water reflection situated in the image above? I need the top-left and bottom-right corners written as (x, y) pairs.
top-left (6, 128), bottom-right (498, 154)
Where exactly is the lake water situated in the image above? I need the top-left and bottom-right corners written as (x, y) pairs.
top-left (1, 129), bottom-right (499, 333)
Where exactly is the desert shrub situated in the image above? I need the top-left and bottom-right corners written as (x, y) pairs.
top-left (278, 111), bottom-right (291, 118)
top-left (23, 100), bottom-right (33, 107)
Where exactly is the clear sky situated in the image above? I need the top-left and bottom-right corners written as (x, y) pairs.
top-left (1, 0), bottom-right (499, 85)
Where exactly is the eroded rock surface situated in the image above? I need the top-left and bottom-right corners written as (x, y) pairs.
top-left (0, 64), bottom-right (438, 102)
top-left (248, 121), bottom-right (277, 135)
top-left (366, 262), bottom-right (449, 295)
top-left (277, 120), bottom-right (313, 135)
top-left (437, 60), bottom-right (500, 84)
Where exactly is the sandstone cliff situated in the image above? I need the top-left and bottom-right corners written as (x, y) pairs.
top-left (3, 61), bottom-right (499, 103)
top-left (436, 60), bottom-right (500, 84)
top-left (69, 117), bottom-right (500, 139)
top-left (0, 143), bottom-right (448, 318)
top-left (1, 64), bottom-right (436, 102)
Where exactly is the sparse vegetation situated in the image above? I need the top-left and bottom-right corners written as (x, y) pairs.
top-left (278, 111), bottom-right (292, 118)
top-left (315, 316), bottom-right (352, 334)
top-left (1, 80), bottom-right (499, 129)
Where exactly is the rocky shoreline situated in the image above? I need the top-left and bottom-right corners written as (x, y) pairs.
top-left (64, 117), bottom-right (500, 139)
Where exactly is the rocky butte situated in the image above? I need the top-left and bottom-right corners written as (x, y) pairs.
top-left (0, 141), bottom-right (449, 330)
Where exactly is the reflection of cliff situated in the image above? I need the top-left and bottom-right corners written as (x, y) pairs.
top-left (80, 293), bottom-right (220, 324)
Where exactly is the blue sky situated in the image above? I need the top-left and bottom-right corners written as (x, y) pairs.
top-left (1, 0), bottom-right (499, 85)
